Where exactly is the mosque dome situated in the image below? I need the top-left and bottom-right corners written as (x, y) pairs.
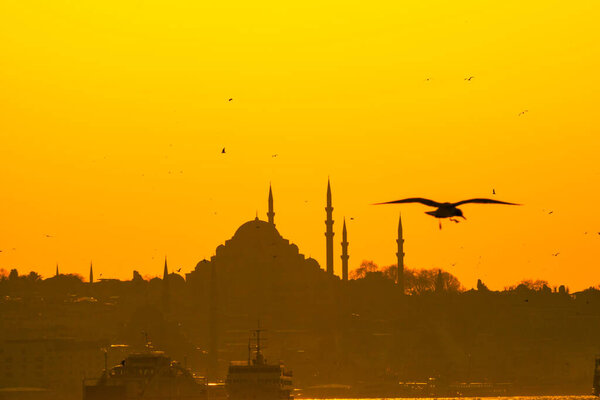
top-left (232, 217), bottom-right (282, 242)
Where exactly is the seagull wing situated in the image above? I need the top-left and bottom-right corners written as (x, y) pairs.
top-left (374, 198), bottom-right (442, 207)
top-left (453, 198), bottom-right (520, 206)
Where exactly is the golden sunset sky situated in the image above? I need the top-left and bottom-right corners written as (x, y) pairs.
top-left (1, 0), bottom-right (599, 290)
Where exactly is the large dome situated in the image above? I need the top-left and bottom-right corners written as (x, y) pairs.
top-left (232, 217), bottom-right (282, 241)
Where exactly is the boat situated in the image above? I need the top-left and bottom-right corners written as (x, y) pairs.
top-left (225, 328), bottom-right (293, 400)
top-left (83, 345), bottom-right (207, 400)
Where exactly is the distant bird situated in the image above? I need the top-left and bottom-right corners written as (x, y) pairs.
top-left (99, 273), bottom-right (103, 277)
top-left (45, 234), bottom-right (52, 238)
top-left (228, 98), bottom-right (233, 101)
top-left (518, 110), bottom-right (529, 116)
top-left (221, 148), bottom-right (226, 154)
top-left (272, 154), bottom-right (278, 157)
top-left (548, 211), bottom-right (553, 215)
top-left (492, 189), bottom-right (496, 195)
top-left (425, 78), bottom-right (431, 81)
top-left (176, 268), bottom-right (182, 272)
top-left (350, 217), bottom-right (354, 220)
top-left (465, 76), bottom-right (474, 81)
top-left (374, 197), bottom-right (520, 229)
top-left (552, 252), bottom-right (560, 257)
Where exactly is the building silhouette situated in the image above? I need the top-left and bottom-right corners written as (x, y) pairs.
top-left (89, 262), bottom-right (94, 284)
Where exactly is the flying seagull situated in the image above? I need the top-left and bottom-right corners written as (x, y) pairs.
top-left (374, 197), bottom-right (520, 229)
top-left (465, 76), bottom-right (474, 81)
top-left (221, 148), bottom-right (226, 154)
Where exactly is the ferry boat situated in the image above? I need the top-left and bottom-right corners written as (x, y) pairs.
top-left (83, 346), bottom-right (207, 400)
top-left (225, 328), bottom-right (293, 400)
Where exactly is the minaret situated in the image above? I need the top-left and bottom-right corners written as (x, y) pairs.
top-left (55, 264), bottom-right (59, 277)
top-left (341, 218), bottom-right (349, 281)
top-left (325, 179), bottom-right (334, 275)
top-left (267, 183), bottom-right (275, 226)
top-left (396, 213), bottom-right (405, 294)
top-left (89, 262), bottom-right (94, 284)
top-left (162, 257), bottom-right (170, 312)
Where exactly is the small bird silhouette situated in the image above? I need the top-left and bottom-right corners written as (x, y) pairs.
top-left (272, 154), bottom-right (278, 157)
top-left (176, 268), bottom-right (182, 272)
top-left (492, 189), bottom-right (496, 195)
top-left (518, 110), bottom-right (529, 116)
top-left (228, 98), bottom-right (233, 101)
top-left (374, 197), bottom-right (520, 229)
top-left (221, 148), bottom-right (226, 154)
top-left (350, 217), bottom-right (354, 220)
top-left (548, 211), bottom-right (553, 215)
top-left (45, 234), bottom-right (52, 238)
top-left (465, 76), bottom-right (475, 81)
top-left (552, 252), bottom-right (560, 257)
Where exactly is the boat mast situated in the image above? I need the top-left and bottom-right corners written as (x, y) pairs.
top-left (252, 321), bottom-right (265, 365)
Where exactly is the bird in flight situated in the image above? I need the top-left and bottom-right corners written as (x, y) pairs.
top-left (492, 188), bottom-right (496, 195)
top-left (552, 252), bottom-right (560, 257)
top-left (176, 268), bottom-right (182, 272)
top-left (374, 197), bottom-right (520, 229)
top-left (221, 148), bottom-right (226, 154)
top-left (518, 110), bottom-right (529, 116)
top-left (228, 98), bottom-right (233, 101)
top-left (465, 76), bottom-right (475, 81)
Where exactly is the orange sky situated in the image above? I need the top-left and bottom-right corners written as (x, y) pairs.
top-left (1, 0), bottom-right (599, 290)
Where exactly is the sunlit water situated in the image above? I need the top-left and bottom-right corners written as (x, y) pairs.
top-left (300, 397), bottom-right (597, 400)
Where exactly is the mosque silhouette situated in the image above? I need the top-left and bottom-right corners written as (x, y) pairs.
top-left (186, 179), bottom-right (404, 288)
